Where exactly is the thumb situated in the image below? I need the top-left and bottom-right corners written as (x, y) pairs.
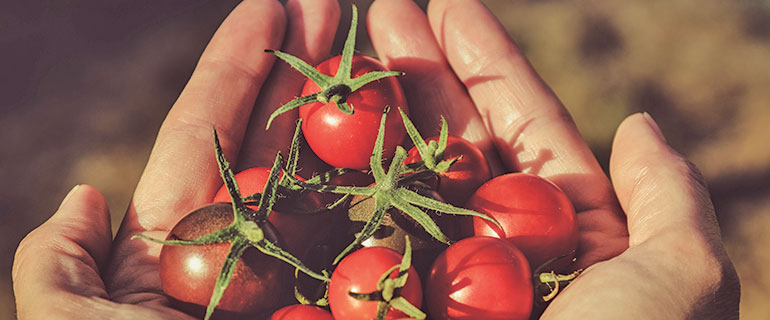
top-left (609, 112), bottom-right (721, 246)
top-left (13, 185), bottom-right (113, 317)
top-left (609, 113), bottom-right (740, 318)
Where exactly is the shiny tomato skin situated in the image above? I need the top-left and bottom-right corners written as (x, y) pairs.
top-left (270, 304), bottom-right (334, 320)
top-left (465, 173), bottom-right (578, 271)
top-left (426, 236), bottom-right (533, 320)
top-left (328, 247), bottom-right (423, 320)
top-left (299, 55), bottom-right (408, 169)
top-left (212, 167), bottom-right (329, 256)
top-left (159, 203), bottom-right (288, 317)
top-left (404, 136), bottom-right (491, 206)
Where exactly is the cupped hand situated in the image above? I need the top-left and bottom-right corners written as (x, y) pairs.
top-left (13, 0), bottom-right (741, 319)
top-left (13, 0), bottom-right (341, 318)
top-left (366, 0), bottom-right (739, 318)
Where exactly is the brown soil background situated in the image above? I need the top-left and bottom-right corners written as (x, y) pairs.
top-left (2, 0), bottom-right (768, 318)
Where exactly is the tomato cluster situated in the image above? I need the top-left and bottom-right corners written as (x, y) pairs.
top-left (136, 5), bottom-right (581, 320)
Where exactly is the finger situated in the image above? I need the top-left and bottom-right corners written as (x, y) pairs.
top-left (555, 112), bottom-right (740, 319)
top-left (13, 185), bottom-right (196, 318)
top-left (610, 113), bottom-right (723, 246)
top-left (367, 0), bottom-right (503, 174)
top-left (238, 0), bottom-right (340, 173)
top-left (126, 0), bottom-right (287, 233)
top-left (13, 185), bottom-right (111, 316)
top-left (426, 0), bottom-right (613, 212)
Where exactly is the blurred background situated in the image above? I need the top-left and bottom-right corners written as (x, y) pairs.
top-left (1, 0), bottom-right (768, 318)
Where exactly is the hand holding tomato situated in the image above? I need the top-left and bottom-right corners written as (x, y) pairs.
top-left (11, 0), bottom-right (738, 319)
top-left (366, 0), bottom-right (738, 318)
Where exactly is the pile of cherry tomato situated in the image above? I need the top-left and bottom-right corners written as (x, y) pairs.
top-left (137, 6), bottom-right (580, 320)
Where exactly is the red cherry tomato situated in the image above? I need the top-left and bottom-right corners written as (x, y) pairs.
top-left (426, 236), bottom-right (533, 320)
top-left (328, 247), bottom-right (423, 320)
top-left (404, 136), bottom-right (491, 206)
top-left (159, 203), bottom-right (288, 317)
top-left (299, 55), bottom-right (408, 169)
top-left (465, 173), bottom-right (578, 271)
top-left (270, 304), bottom-right (334, 320)
top-left (212, 167), bottom-right (329, 256)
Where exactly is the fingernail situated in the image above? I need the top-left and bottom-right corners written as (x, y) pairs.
top-left (643, 112), bottom-right (666, 142)
top-left (60, 185), bottom-right (82, 208)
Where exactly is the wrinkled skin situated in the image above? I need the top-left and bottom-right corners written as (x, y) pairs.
top-left (13, 0), bottom-right (739, 319)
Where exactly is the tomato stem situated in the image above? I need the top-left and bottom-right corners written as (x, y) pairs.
top-left (263, 4), bottom-right (403, 129)
top-left (136, 128), bottom-right (334, 320)
top-left (204, 239), bottom-right (250, 320)
top-left (534, 269), bottom-right (581, 303)
top-left (298, 109), bottom-right (501, 263)
top-left (347, 237), bottom-right (426, 320)
top-left (399, 107), bottom-right (459, 175)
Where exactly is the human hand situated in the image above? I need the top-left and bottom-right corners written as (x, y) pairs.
top-left (13, 0), bottom-right (342, 318)
top-left (365, 0), bottom-right (739, 318)
top-left (14, 0), bottom-right (741, 319)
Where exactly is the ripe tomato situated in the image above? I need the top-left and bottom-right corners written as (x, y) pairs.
top-left (299, 55), bottom-right (408, 169)
top-left (426, 236), bottom-right (533, 320)
top-left (465, 173), bottom-right (578, 271)
top-left (212, 167), bottom-right (329, 256)
top-left (159, 203), bottom-right (288, 317)
top-left (328, 246), bottom-right (423, 320)
top-left (404, 136), bottom-right (491, 206)
top-left (270, 304), bottom-right (333, 320)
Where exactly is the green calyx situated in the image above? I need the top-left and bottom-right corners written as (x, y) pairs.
top-left (399, 107), bottom-right (460, 175)
top-left (348, 236), bottom-right (426, 320)
top-left (264, 4), bottom-right (403, 129)
top-left (282, 107), bottom-right (502, 265)
top-left (132, 124), bottom-right (329, 320)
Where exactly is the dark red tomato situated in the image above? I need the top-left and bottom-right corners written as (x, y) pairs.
top-left (426, 236), bottom-right (533, 320)
top-left (404, 136), bottom-right (491, 206)
top-left (270, 304), bottom-right (333, 320)
top-left (465, 173), bottom-right (578, 271)
top-left (212, 167), bottom-right (329, 256)
top-left (159, 203), bottom-right (288, 317)
top-left (299, 55), bottom-right (408, 169)
top-left (328, 247), bottom-right (423, 320)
